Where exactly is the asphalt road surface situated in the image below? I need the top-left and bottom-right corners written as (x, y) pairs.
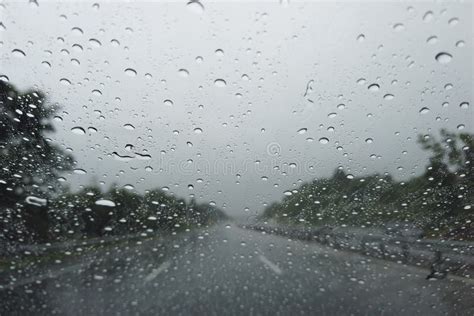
top-left (1, 224), bottom-right (473, 315)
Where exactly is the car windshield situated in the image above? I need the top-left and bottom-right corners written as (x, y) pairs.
top-left (0, 1), bottom-right (473, 315)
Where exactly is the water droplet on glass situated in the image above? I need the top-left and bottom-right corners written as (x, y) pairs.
top-left (346, 174), bottom-right (354, 180)
top-left (426, 35), bottom-right (438, 44)
top-left (319, 137), bottom-right (329, 144)
top-left (456, 40), bottom-right (465, 48)
top-left (91, 89), bottom-right (102, 96)
top-left (357, 78), bottom-right (366, 85)
top-left (73, 168), bottom-right (87, 175)
top-left (71, 27), bottom-right (83, 35)
top-left (123, 184), bottom-right (135, 190)
top-left (393, 23), bottom-right (405, 31)
top-left (435, 52), bottom-right (452, 64)
top-left (12, 49), bottom-right (26, 58)
top-left (356, 34), bottom-right (365, 42)
top-left (123, 124), bottom-right (135, 130)
top-left (71, 126), bottom-right (86, 135)
top-left (88, 38), bottom-right (102, 47)
top-left (328, 112), bottom-right (337, 118)
top-left (178, 68), bottom-right (189, 77)
top-left (215, 49), bottom-right (224, 57)
top-left (459, 102), bottom-right (469, 109)
top-left (448, 17), bottom-right (459, 26)
top-left (419, 107), bottom-right (430, 114)
top-left (283, 190), bottom-right (292, 196)
top-left (186, 0), bottom-right (205, 14)
top-left (163, 99), bottom-right (174, 106)
top-left (124, 68), bottom-right (137, 76)
top-left (368, 83), bottom-right (380, 92)
top-left (194, 127), bottom-right (203, 134)
top-left (297, 128), bottom-right (307, 135)
top-left (365, 138), bottom-right (374, 144)
top-left (457, 124), bottom-right (465, 130)
top-left (383, 94), bottom-right (394, 100)
top-left (214, 79), bottom-right (227, 87)
top-left (423, 11), bottom-right (434, 22)
top-left (95, 199), bottom-right (116, 207)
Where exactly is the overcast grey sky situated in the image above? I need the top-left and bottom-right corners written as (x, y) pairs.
top-left (1, 0), bottom-right (472, 217)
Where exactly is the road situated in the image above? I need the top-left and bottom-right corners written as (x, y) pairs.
top-left (1, 224), bottom-right (473, 315)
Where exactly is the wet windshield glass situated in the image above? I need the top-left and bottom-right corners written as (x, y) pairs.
top-left (0, 1), bottom-right (473, 315)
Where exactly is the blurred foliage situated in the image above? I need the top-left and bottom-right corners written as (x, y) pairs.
top-left (0, 82), bottom-right (226, 245)
top-left (262, 130), bottom-right (473, 241)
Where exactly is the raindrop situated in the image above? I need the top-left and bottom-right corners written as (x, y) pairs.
top-left (195, 56), bottom-right (203, 63)
top-left (124, 68), bottom-right (137, 76)
top-left (319, 137), bottom-right (329, 144)
top-left (444, 83), bottom-right (453, 90)
top-left (194, 127), bottom-right (203, 134)
top-left (423, 11), bottom-right (434, 22)
top-left (178, 68), bottom-right (189, 77)
top-left (419, 107), bottom-right (430, 114)
top-left (215, 49), bottom-right (224, 57)
top-left (71, 127), bottom-right (86, 135)
top-left (459, 102), bottom-right (469, 109)
top-left (95, 199), bottom-right (116, 207)
top-left (365, 138), bottom-right (374, 144)
top-left (71, 27), bottom-right (83, 35)
top-left (88, 38), bottom-right (102, 47)
top-left (357, 78), bottom-right (366, 85)
top-left (328, 112), bottom-right (337, 118)
top-left (111, 39), bottom-right (120, 47)
top-left (426, 35), bottom-right (438, 44)
top-left (383, 94), bottom-right (394, 100)
top-left (186, 0), bottom-right (205, 14)
top-left (368, 83), bottom-right (380, 92)
top-left (457, 124), bottom-right (465, 130)
top-left (12, 49), bottom-right (26, 57)
top-left (393, 23), bottom-right (405, 31)
top-left (346, 174), bottom-right (354, 180)
top-left (297, 128), bottom-right (307, 135)
top-left (163, 99), bottom-right (174, 106)
top-left (435, 52), bottom-right (452, 64)
top-left (456, 40), bottom-right (465, 48)
top-left (448, 17), bottom-right (459, 26)
top-left (214, 79), bottom-right (227, 87)
top-left (73, 168), bottom-right (87, 175)
top-left (41, 61), bottom-right (51, 68)
top-left (356, 34), bottom-right (365, 42)
top-left (283, 191), bottom-right (292, 196)
top-left (241, 74), bottom-right (250, 81)
top-left (91, 89), bottom-right (102, 96)
top-left (123, 184), bottom-right (135, 190)
top-left (337, 103), bottom-right (345, 110)
top-left (123, 123), bottom-right (135, 130)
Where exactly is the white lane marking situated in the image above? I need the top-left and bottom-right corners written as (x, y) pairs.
top-left (143, 261), bottom-right (171, 283)
top-left (258, 254), bottom-right (282, 275)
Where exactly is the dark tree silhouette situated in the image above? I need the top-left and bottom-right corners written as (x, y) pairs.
top-left (0, 81), bottom-right (74, 242)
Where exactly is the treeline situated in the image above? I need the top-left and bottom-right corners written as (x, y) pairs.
top-left (262, 130), bottom-right (473, 241)
top-left (3, 185), bottom-right (227, 244)
top-left (0, 81), bottom-right (226, 245)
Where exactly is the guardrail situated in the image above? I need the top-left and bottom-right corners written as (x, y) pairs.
top-left (241, 224), bottom-right (474, 279)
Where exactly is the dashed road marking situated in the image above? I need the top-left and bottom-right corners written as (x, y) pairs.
top-left (258, 254), bottom-right (282, 275)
